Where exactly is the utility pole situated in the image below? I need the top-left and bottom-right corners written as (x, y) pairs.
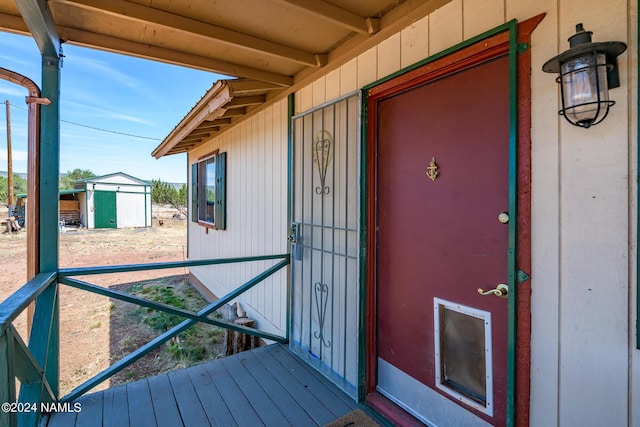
top-left (5, 99), bottom-right (13, 206)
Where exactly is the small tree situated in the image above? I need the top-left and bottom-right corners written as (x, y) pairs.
top-left (0, 174), bottom-right (27, 204)
top-left (151, 179), bottom-right (187, 216)
top-left (60, 169), bottom-right (96, 190)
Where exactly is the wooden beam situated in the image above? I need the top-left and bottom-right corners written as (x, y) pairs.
top-left (226, 95), bottom-right (266, 108)
top-left (272, 0), bottom-right (378, 34)
top-left (220, 108), bottom-right (246, 117)
top-left (292, 0), bottom-right (453, 89)
top-left (14, 0), bottom-right (60, 57)
top-left (0, 13), bottom-right (294, 86)
top-left (58, 0), bottom-right (322, 67)
top-left (58, 25), bottom-right (293, 87)
top-left (228, 79), bottom-right (285, 95)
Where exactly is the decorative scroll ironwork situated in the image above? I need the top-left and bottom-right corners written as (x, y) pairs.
top-left (426, 157), bottom-right (439, 181)
top-left (313, 130), bottom-right (333, 195)
top-left (314, 282), bottom-right (331, 348)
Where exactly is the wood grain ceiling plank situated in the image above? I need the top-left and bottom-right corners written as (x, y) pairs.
top-left (271, 0), bottom-right (378, 34)
top-left (57, 25), bottom-right (293, 86)
top-left (57, 0), bottom-right (322, 67)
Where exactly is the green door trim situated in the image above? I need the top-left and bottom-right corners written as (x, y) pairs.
top-left (358, 18), bottom-right (536, 427)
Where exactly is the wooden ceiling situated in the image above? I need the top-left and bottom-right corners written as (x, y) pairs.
top-left (0, 0), bottom-right (451, 155)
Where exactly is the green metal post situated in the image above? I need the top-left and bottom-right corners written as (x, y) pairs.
top-left (0, 331), bottom-right (16, 427)
top-left (506, 19), bottom-right (519, 427)
top-left (38, 53), bottom-right (61, 398)
top-left (286, 93), bottom-right (294, 342)
top-left (357, 89), bottom-right (368, 402)
top-left (39, 54), bottom-right (60, 272)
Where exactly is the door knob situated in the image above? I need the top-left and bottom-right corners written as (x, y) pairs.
top-left (477, 284), bottom-right (508, 298)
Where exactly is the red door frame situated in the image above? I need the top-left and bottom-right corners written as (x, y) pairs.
top-left (363, 15), bottom-right (544, 426)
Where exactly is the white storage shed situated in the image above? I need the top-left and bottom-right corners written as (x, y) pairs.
top-left (74, 172), bottom-right (152, 229)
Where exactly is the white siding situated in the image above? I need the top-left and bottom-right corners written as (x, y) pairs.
top-left (188, 99), bottom-right (289, 337)
top-left (116, 192), bottom-right (150, 228)
top-left (188, 0), bottom-right (639, 424)
top-left (86, 190), bottom-right (95, 229)
top-left (84, 181), bottom-right (150, 229)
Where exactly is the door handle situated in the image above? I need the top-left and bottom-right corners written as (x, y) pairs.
top-left (477, 284), bottom-right (508, 299)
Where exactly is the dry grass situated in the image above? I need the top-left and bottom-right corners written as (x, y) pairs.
top-left (0, 204), bottom-right (224, 396)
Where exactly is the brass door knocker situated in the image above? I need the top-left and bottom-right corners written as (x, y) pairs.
top-left (426, 157), bottom-right (438, 181)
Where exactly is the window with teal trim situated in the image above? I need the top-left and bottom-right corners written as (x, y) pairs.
top-left (192, 151), bottom-right (226, 230)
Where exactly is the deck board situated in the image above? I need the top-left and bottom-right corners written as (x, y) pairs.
top-left (275, 347), bottom-right (356, 412)
top-left (167, 368), bottom-right (211, 426)
top-left (126, 379), bottom-right (157, 427)
top-left (147, 373), bottom-right (183, 427)
top-left (45, 344), bottom-right (359, 427)
top-left (204, 356), bottom-right (265, 426)
top-left (74, 393), bottom-right (102, 427)
top-left (102, 384), bottom-right (129, 427)
top-left (238, 350), bottom-right (318, 426)
top-left (186, 363), bottom-right (238, 427)
top-left (221, 355), bottom-right (290, 426)
top-left (252, 346), bottom-right (338, 425)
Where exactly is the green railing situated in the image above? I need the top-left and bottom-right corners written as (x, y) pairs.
top-left (0, 254), bottom-right (290, 427)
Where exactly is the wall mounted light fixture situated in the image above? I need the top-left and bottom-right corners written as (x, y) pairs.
top-left (542, 23), bottom-right (626, 128)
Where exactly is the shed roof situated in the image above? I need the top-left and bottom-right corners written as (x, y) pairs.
top-left (74, 172), bottom-right (151, 186)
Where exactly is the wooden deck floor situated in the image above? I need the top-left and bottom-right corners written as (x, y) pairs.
top-left (45, 344), bottom-right (360, 427)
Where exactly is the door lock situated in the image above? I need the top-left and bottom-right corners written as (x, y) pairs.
top-left (498, 212), bottom-right (509, 224)
top-left (478, 284), bottom-right (509, 299)
top-left (288, 223), bottom-right (298, 243)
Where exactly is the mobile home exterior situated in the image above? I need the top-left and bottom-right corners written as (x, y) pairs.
top-left (153, 2), bottom-right (639, 426)
top-left (1, 0), bottom-right (637, 425)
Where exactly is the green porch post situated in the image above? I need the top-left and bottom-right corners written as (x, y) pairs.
top-left (14, 0), bottom-right (63, 402)
top-left (36, 54), bottom-right (61, 398)
top-left (39, 55), bottom-right (61, 273)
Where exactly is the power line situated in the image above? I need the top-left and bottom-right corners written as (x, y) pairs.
top-left (7, 102), bottom-right (162, 141)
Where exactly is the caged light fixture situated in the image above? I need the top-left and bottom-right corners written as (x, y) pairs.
top-left (542, 23), bottom-right (627, 129)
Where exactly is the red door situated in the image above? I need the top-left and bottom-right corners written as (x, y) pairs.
top-left (370, 54), bottom-right (511, 426)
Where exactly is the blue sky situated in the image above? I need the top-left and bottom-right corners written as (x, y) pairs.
top-left (0, 31), bottom-right (222, 183)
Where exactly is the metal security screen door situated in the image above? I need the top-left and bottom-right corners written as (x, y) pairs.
top-left (291, 93), bottom-right (360, 397)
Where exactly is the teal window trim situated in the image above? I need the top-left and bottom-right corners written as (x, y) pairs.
top-left (192, 151), bottom-right (227, 230)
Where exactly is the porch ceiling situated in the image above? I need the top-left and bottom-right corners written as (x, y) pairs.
top-left (0, 0), bottom-right (453, 155)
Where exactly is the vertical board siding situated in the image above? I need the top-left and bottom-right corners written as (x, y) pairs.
top-left (400, 15), bottom-right (430, 69)
top-left (339, 58), bottom-right (358, 96)
top-left (429, 0), bottom-right (463, 54)
top-left (184, 1), bottom-right (638, 425)
top-left (557, 0), bottom-right (629, 425)
top-left (377, 33), bottom-right (401, 79)
top-left (188, 99), bottom-right (289, 336)
top-left (115, 192), bottom-right (147, 228)
top-left (357, 47), bottom-right (378, 89)
top-left (631, 0), bottom-right (640, 422)
top-left (325, 69), bottom-right (341, 102)
top-left (524, 5), bottom-right (562, 427)
top-left (463, 0), bottom-right (505, 39)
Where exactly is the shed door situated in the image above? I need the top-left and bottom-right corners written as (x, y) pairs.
top-left (372, 55), bottom-right (511, 426)
top-left (94, 190), bottom-right (117, 229)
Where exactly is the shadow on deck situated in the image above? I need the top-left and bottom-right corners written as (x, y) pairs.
top-left (44, 344), bottom-right (362, 427)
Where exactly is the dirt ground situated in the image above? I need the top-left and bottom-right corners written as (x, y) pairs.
top-left (0, 204), bottom-right (215, 396)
